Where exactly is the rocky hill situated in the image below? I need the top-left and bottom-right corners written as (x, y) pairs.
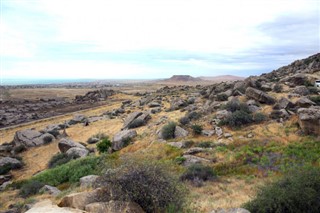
top-left (0, 53), bottom-right (319, 213)
top-left (166, 75), bottom-right (200, 82)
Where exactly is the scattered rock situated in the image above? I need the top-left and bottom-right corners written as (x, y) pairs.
top-left (174, 126), bottom-right (189, 138)
top-left (184, 147), bottom-right (206, 155)
top-left (80, 175), bottom-right (100, 188)
top-left (201, 130), bottom-right (215, 137)
top-left (0, 157), bottom-right (22, 169)
top-left (293, 86), bottom-right (309, 96)
top-left (216, 110), bottom-right (231, 120)
top-left (112, 129), bottom-right (137, 151)
top-left (66, 147), bottom-right (89, 158)
top-left (58, 138), bottom-right (86, 153)
top-left (182, 155), bottom-right (210, 166)
top-left (297, 106), bottom-right (320, 135)
top-left (295, 97), bottom-right (316, 108)
top-left (245, 87), bottom-right (276, 104)
top-left (39, 185), bottom-right (61, 196)
top-left (210, 208), bottom-right (250, 213)
top-left (13, 129), bottom-right (48, 147)
top-left (215, 126), bottom-right (223, 137)
top-left (26, 199), bottom-right (84, 213)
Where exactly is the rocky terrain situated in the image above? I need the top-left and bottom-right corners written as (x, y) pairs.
top-left (0, 53), bottom-right (319, 213)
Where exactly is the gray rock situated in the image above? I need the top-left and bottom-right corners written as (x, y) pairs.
top-left (122, 111), bottom-right (151, 129)
top-left (66, 147), bottom-right (89, 158)
top-left (148, 102), bottom-right (161, 108)
top-left (295, 97), bottom-right (316, 108)
top-left (182, 155), bottom-right (210, 166)
top-left (39, 185), bottom-right (61, 196)
top-left (112, 129), bottom-right (137, 151)
top-left (80, 175), bottom-right (100, 188)
top-left (210, 208), bottom-right (250, 213)
top-left (293, 86), bottom-right (309, 96)
top-left (201, 130), bottom-right (215, 137)
top-left (167, 142), bottom-right (185, 149)
top-left (68, 114), bottom-right (87, 125)
top-left (0, 181), bottom-right (12, 191)
top-left (216, 110), bottom-right (231, 120)
top-left (13, 129), bottom-right (45, 147)
top-left (245, 87), bottom-right (276, 104)
top-left (174, 126), bottom-right (189, 138)
top-left (0, 174), bottom-right (12, 185)
top-left (297, 106), bottom-right (320, 135)
top-left (224, 133), bottom-right (233, 138)
top-left (26, 200), bottom-right (85, 213)
top-left (184, 147), bottom-right (206, 155)
top-left (58, 138), bottom-right (86, 153)
top-left (215, 126), bottom-right (223, 137)
top-left (0, 157), bottom-right (22, 169)
top-left (170, 98), bottom-right (187, 110)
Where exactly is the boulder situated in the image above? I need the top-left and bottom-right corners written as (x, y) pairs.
top-left (112, 130), bottom-right (137, 151)
top-left (295, 97), bottom-right (316, 108)
top-left (0, 157), bottom-right (22, 169)
top-left (293, 86), bottom-right (309, 96)
top-left (85, 201), bottom-right (145, 213)
top-left (68, 114), bottom-right (87, 125)
top-left (167, 142), bottom-right (185, 149)
top-left (182, 155), bottom-right (210, 166)
top-left (66, 147), bottom-right (89, 158)
top-left (122, 112), bottom-right (151, 129)
top-left (280, 73), bottom-right (309, 85)
top-left (80, 175), bottom-right (100, 188)
top-left (26, 200), bottom-right (84, 213)
top-left (184, 147), bottom-right (206, 155)
top-left (297, 106), bottom-right (320, 135)
top-left (13, 129), bottom-right (47, 147)
top-left (58, 138), bottom-right (86, 153)
top-left (58, 188), bottom-right (105, 210)
top-left (274, 97), bottom-right (295, 110)
top-left (174, 126), bottom-right (189, 138)
top-left (216, 110), bottom-right (231, 120)
top-left (170, 98), bottom-right (187, 110)
top-left (215, 126), bottom-right (223, 137)
top-left (201, 130), bottom-right (215, 137)
top-left (245, 87), bottom-right (276, 104)
top-left (0, 174), bottom-right (12, 185)
top-left (39, 185), bottom-right (61, 196)
top-left (148, 102), bottom-right (161, 108)
top-left (123, 112), bottom-right (143, 129)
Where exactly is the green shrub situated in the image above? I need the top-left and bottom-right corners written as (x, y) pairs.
top-left (34, 156), bottom-right (101, 186)
top-left (196, 141), bottom-right (213, 148)
top-left (273, 83), bottom-right (283, 93)
top-left (309, 95), bottom-right (320, 105)
top-left (179, 116), bottom-right (190, 126)
top-left (127, 118), bottom-right (145, 129)
top-left (223, 110), bottom-right (253, 128)
top-left (191, 124), bottom-right (203, 135)
top-left (224, 101), bottom-right (250, 113)
top-left (96, 159), bottom-right (187, 213)
top-left (187, 111), bottom-right (201, 120)
top-left (19, 180), bottom-right (44, 198)
top-left (216, 93), bottom-right (228, 101)
top-left (254, 112), bottom-right (267, 123)
top-left (97, 138), bottom-right (112, 154)
top-left (243, 168), bottom-right (320, 213)
top-left (161, 122), bottom-right (177, 140)
top-left (175, 156), bottom-right (186, 164)
top-left (180, 164), bottom-right (216, 182)
top-left (48, 153), bottom-right (78, 168)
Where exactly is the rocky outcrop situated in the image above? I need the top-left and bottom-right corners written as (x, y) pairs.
top-left (122, 112), bottom-right (151, 129)
top-left (0, 157), bottom-right (22, 169)
top-left (13, 129), bottom-right (54, 148)
top-left (39, 185), bottom-right (61, 196)
top-left (66, 147), bottom-right (89, 158)
top-left (85, 201), bottom-right (145, 213)
top-left (75, 89), bottom-right (115, 102)
top-left (174, 126), bottom-right (189, 138)
top-left (26, 200), bottom-right (85, 213)
top-left (245, 87), bottom-right (276, 104)
top-left (80, 175), bottom-right (100, 188)
top-left (58, 138), bottom-right (86, 153)
top-left (112, 130), bottom-right (137, 151)
top-left (295, 97), bottom-right (316, 108)
top-left (297, 106), bottom-right (320, 135)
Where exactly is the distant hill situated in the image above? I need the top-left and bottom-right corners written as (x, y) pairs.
top-left (199, 75), bottom-right (245, 82)
top-left (166, 75), bottom-right (200, 82)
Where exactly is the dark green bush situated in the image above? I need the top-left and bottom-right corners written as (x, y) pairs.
top-left (127, 118), bottom-right (145, 129)
top-left (216, 93), bottom-right (228, 101)
top-left (244, 168), bottom-right (320, 213)
top-left (223, 110), bottom-right (253, 128)
top-left (273, 83), bottom-right (283, 93)
top-left (254, 112), bottom-right (267, 123)
top-left (179, 116), bottom-right (190, 126)
top-left (224, 101), bottom-right (250, 113)
top-left (180, 164), bottom-right (216, 182)
top-left (161, 122), bottom-right (177, 140)
top-left (196, 141), bottom-right (213, 148)
top-left (191, 124), bottom-right (203, 135)
top-left (97, 138), bottom-right (112, 154)
top-left (34, 156), bottom-right (100, 186)
top-left (309, 95), bottom-right (320, 105)
top-left (19, 180), bottom-right (44, 198)
top-left (96, 160), bottom-right (187, 213)
top-left (48, 153), bottom-right (78, 168)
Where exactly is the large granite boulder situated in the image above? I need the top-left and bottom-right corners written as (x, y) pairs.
top-left (174, 126), bottom-right (189, 138)
top-left (112, 129), bottom-right (137, 151)
top-left (295, 97), bottom-right (316, 108)
top-left (245, 87), bottom-right (276, 105)
top-left (58, 138), bottom-right (86, 153)
top-left (122, 112), bottom-right (151, 129)
top-left (13, 129), bottom-right (54, 147)
top-left (297, 106), bottom-right (320, 135)
top-left (85, 201), bottom-right (145, 213)
top-left (0, 157), bottom-right (22, 169)
top-left (66, 147), bottom-right (89, 158)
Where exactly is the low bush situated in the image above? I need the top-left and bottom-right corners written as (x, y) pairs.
top-left (309, 95), bottom-right (320, 105)
top-left (187, 111), bottom-right (201, 120)
top-left (180, 164), bottom-right (216, 183)
top-left (216, 93), bottom-right (228, 101)
top-left (273, 83), bottom-right (283, 93)
top-left (222, 110), bottom-right (253, 128)
top-left (19, 180), bottom-right (44, 198)
top-left (179, 116), bottom-right (190, 126)
top-left (34, 156), bottom-right (101, 186)
top-left (196, 141), bottom-right (213, 148)
top-left (96, 159), bottom-right (187, 213)
top-left (243, 168), bottom-right (320, 213)
top-left (48, 153), bottom-right (78, 168)
top-left (254, 112), bottom-right (267, 123)
top-left (191, 124), bottom-right (203, 135)
top-left (96, 138), bottom-right (112, 154)
top-left (224, 101), bottom-right (250, 113)
top-left (127, 118), bottom-right (145, 129)
top-left (161, 122), bottom-right (177, 140)
top-left (87, 132), bottom-right (108, 144)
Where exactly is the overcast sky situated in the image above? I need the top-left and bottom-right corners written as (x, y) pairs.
top-left (1, 0), bottom-right (319, 79)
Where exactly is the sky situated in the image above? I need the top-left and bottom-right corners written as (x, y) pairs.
top-left (0, 0), bottom-right (319, 80)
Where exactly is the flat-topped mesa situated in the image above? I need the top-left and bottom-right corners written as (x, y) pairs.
top-left (167, 75), bottom-right (199, 82)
